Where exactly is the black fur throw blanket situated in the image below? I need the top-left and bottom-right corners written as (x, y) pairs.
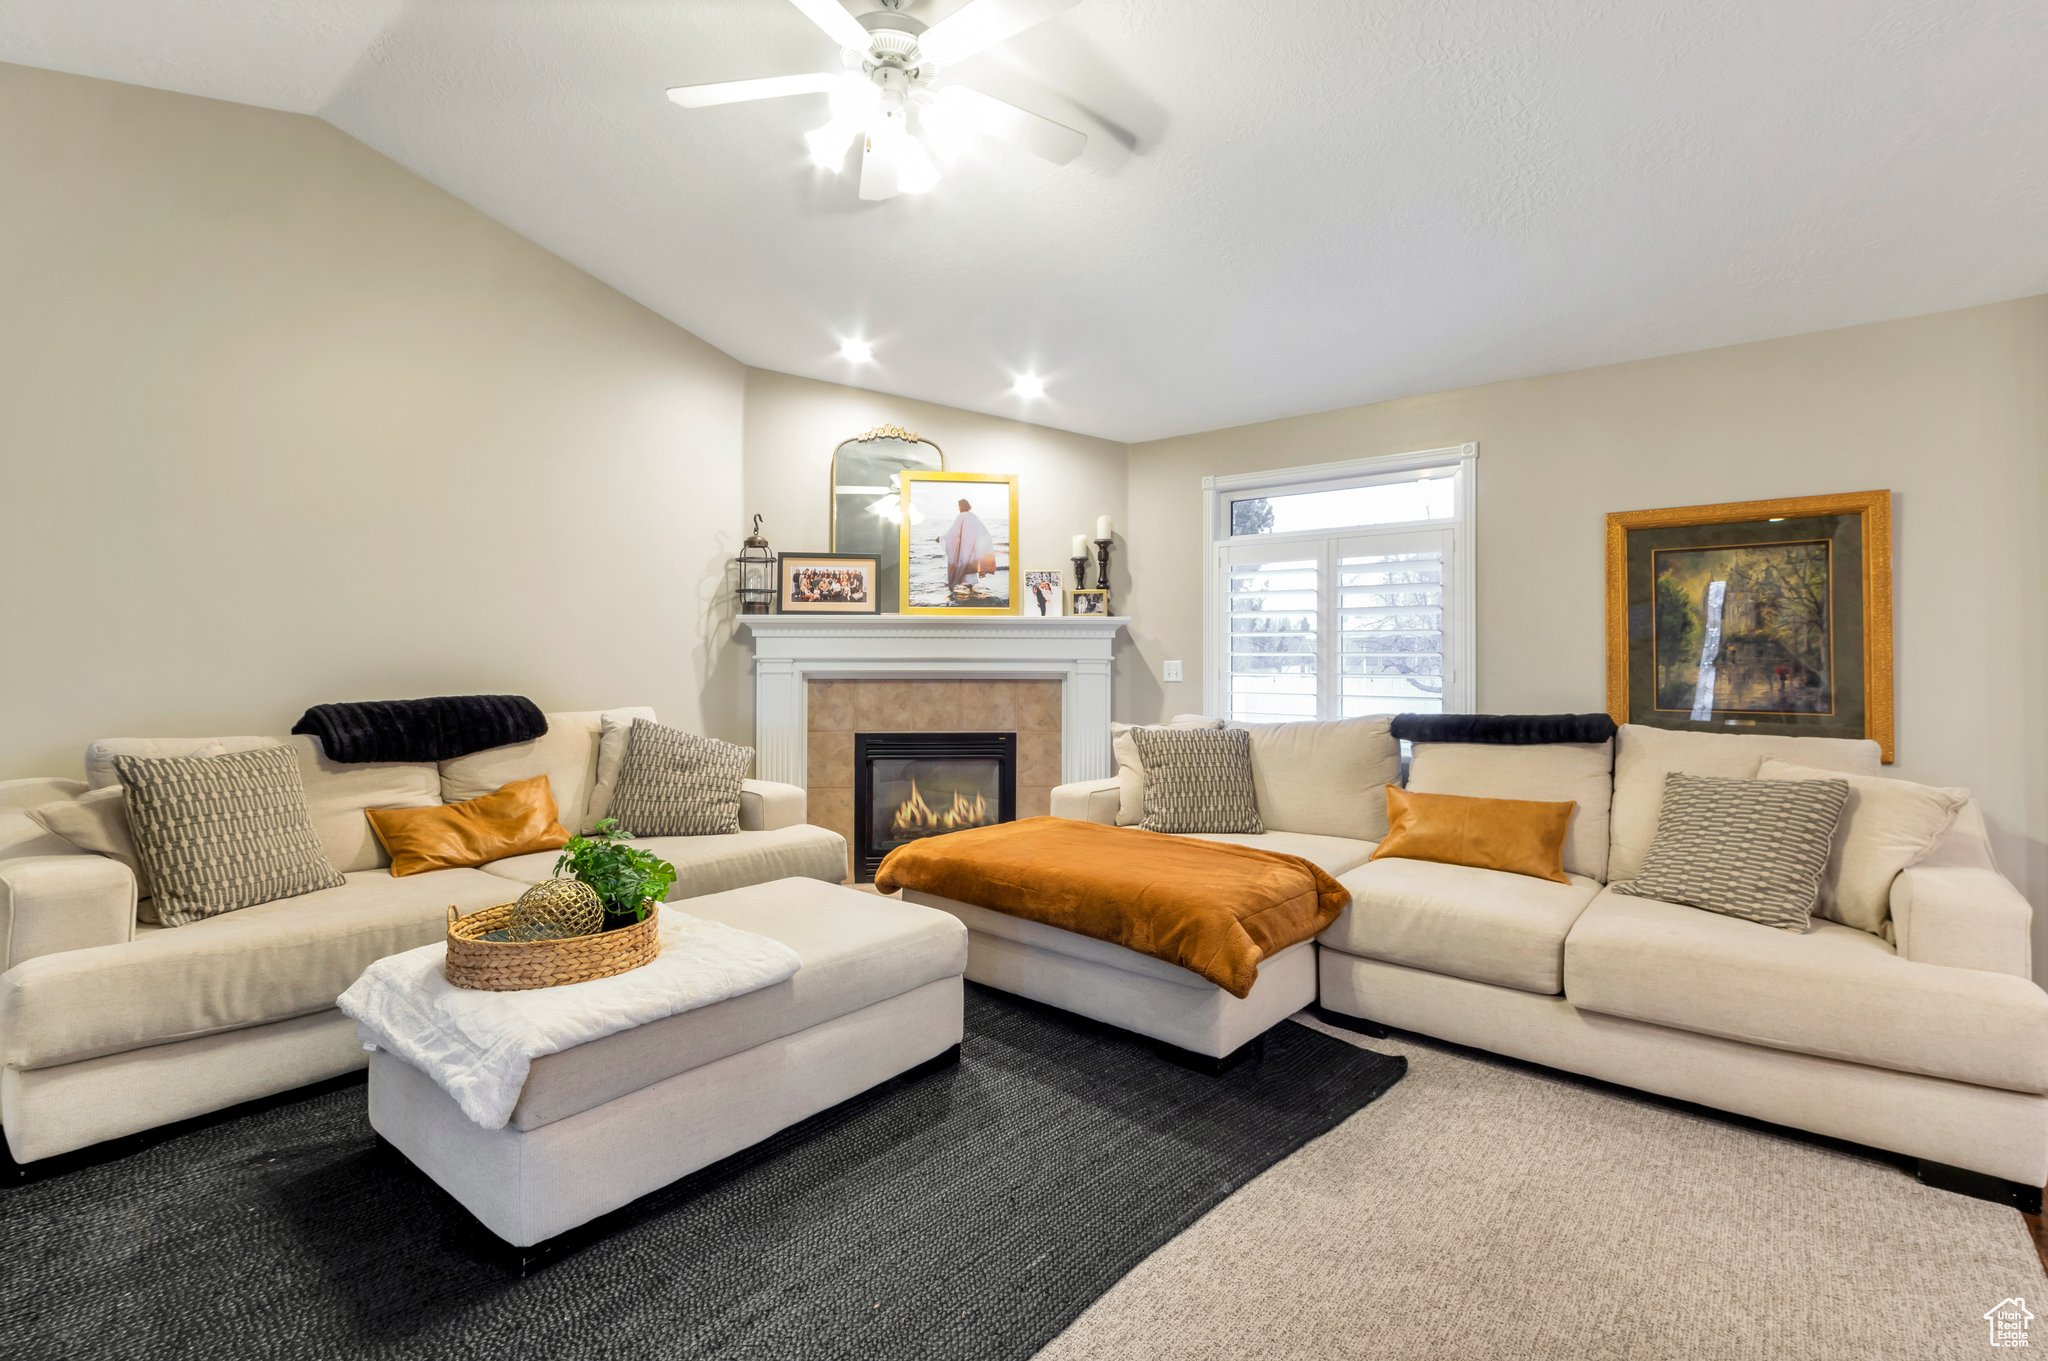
top-left (292, 695), bottom-right (547, 764)
top-left (1389, 713), bottom-right (1618, 746)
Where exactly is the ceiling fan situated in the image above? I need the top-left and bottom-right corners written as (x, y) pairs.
top-left (667, 0), bottom-right (1086, 201)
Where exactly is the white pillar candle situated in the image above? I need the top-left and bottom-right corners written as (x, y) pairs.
top-left (1095, 515), bottom-right (1113, 540)
top-left (1071, 533), bottom-right (1087, 557)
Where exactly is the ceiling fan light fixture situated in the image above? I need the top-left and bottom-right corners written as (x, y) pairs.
top-left (667, 0), bottom-right (1089, 201)
top-left (897, 137), bottom-right (940, 195)
top-left (915, 92), bottom-right (971, 163)
top-left (805, 118), bottom-right (861, 171)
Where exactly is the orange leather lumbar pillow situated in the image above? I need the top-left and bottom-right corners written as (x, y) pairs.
top-left (1370, 785), bottom-right (1576, 884)
top-left (365, 774), bottom-right (570, 878)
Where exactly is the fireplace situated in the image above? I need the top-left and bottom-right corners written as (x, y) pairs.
top-left (853, 731), bottom-right (1017, 882)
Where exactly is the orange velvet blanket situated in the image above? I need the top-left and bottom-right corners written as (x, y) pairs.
top-left (874, 817), bottom-right (1350, 998)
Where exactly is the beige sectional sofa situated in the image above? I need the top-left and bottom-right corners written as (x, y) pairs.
top-left (0, 708), bottom-right (848, 1164)
top-left (1054, 719), bottom-right (2048, 1201)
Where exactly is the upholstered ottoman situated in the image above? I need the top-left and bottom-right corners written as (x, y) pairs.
top-left (367, 879), bottom-right (967, 1249)
top-left (902, 893), bottom-right (1317, 1066)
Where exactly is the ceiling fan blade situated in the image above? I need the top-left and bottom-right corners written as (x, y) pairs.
top-left (859, 125), bottom-right (902, 201)
top-left (938, 85), bottom-right (1085, 164)
top-left (666, 72), bottom-right (841, 109)
top-left (787, 0), bottom-right (872, 52)
top-left (920, 0), bottom-right (1081, 66)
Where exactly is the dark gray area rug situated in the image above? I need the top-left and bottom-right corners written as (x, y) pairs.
top-left (3, 986), bottom-right (1405, 1361)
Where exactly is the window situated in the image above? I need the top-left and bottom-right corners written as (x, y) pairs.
top-left (1204, 446), bottom-right (1475, 724)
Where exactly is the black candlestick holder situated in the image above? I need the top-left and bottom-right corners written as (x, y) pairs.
top-left (1093, 538), bottom-right (1114, 609)
top-left (1071, 555), bottom-right (1090, 591)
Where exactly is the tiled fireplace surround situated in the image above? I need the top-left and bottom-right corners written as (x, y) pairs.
top-left (805, 679), bottom-right (1064, 877)
top-left (739, 615), bottom-right (1126, 882)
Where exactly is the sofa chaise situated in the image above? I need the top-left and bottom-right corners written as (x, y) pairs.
top-left (1053, 718), bottom-right (2048, 1205)
top-left (0, 707), bottom-right (848, 1165)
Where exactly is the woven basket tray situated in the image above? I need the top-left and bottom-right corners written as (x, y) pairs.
top-left (444, 902), bottom-right (661, 991)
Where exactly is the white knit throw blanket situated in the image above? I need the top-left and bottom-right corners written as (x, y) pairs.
top-left (338, 908), bottom-right (803, 1130)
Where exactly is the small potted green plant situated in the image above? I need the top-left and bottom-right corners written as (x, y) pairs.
top-left (554, 819), bottom-right (678, 931)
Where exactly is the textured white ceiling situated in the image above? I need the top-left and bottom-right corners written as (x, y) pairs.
top-left (7, 0), bottom-right (2046, 441)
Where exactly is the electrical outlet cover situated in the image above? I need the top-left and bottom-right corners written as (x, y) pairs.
top-left (1163, 660), bottom-right (1184, 682)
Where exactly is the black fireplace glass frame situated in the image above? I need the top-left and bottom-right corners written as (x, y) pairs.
top-left (852, 730), bottom-right (1018, 882)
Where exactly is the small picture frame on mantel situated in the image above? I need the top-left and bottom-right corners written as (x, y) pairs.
top-left (1022, 570), bottom-right (1065, 617)
top-left (777, 552), bottom-right (882, 614)
top-left (1067, 588), bottom-right (1111, 617)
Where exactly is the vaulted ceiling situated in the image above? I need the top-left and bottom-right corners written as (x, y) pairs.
top-left (6, 0), bottom-right (2045, 441)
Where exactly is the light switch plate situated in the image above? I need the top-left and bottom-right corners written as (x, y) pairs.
top-left (1163, 660), bottom-right (1184, 682)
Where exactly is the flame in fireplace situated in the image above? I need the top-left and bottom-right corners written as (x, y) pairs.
top-left (888, 778), bottom-right (993, 838)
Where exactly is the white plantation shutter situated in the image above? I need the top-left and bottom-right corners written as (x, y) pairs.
top-left (1338, 532), bottom-right (1450, 717)
top-left (1225, 554), bottom-right (1320, 722)
top-left (1207, 449), bottom-right (1473, 722)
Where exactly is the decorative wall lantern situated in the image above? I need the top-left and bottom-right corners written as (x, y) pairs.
top-left (737, 514), bottom-right (775, 615)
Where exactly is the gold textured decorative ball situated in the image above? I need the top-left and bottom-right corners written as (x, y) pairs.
top-left (510, 878), bottom-right (603, 942)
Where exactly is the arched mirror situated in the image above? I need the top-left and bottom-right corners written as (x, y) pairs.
top-left (830, 426), bottom-right (945, 612)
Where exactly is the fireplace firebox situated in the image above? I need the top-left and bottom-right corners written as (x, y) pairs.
top-left (853, 731), bottom-right (1017, 882)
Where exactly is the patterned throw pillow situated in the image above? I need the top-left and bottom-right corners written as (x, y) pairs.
top-left (114, 745), bottom-right (345, 927)
top-left (1131, 726), bottom-right (1264, 835)
top-left (1612, 772), bottom-right (1849, 930)
top-left (606, 719), bottom-right (752, 837)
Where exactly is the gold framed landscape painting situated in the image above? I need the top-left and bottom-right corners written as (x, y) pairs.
top-left (899, 471), bottom-right (1019, 615)
top-left (1605, 490), bottom-right (1894, 762)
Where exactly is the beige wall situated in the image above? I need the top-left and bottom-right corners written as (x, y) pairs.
top-left (0, 63), bottom-right (753, 775)
top-left (1123, 297), bottom-right (2048, 936)
top-left (741, 368), bottom-right (1127, 578)
top-left (735, 369), bottom-right (1130, 727)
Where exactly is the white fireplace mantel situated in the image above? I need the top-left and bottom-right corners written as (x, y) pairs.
top-left (738, 615), bottom-right (1128, 789)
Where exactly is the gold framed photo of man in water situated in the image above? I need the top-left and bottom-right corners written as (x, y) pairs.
top-left (1605, 490), bottom-right (1893, 761)
top-left (899, 471), bottom-right (1020, 615)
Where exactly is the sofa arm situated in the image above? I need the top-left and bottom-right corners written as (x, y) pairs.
top-left (0, 855), bottom-right (137, 971)
top-left (1892, 863), bottom-right (2034, 979)
top-left (1051, 777), bottom-right (1120, 825)
top-left (739, 780), bottom-right (806, 832)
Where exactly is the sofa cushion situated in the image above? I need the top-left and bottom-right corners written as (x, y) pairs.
top-left (511, 881), bottom-right (967, 1130)
top-left (1132, 727), bottom-right (1263, 834)
top-left (366, 774), bottom-right (569, 877)
top-left (480, 824), bottom-right (849, 900)
top-left (1322, 857), bottom-right (1601, 995)
top-left (27, 786), bottom-right (150, 897)
top-left (1564, 888), bottom-right (2048, 1094)
top-left (1372, 786), bottom-right (1575, 884)
top-left (606, 720), bottom-right (751, 837)
top-left (1607, 725), bottom-right (1881, 884)
top-left (0, 868), bottom-right (514, 1070)
top-left (285, 736), bottom-right (443, 874)
top-left (1756, 758), bottom-right (1966, 936)
top-left (1109, 716), bottom-right (1225, 826)
top-left (85, 734), bottom-right (442, 875)
top-left (1407, 740), bottom-right (1614, 880)
top-left (1235, 716), bottom-right (1402, 841)
top-left (1610, 773), bottom-right (1849, 932)
top-left (439, 707), bottom-right (656, 837)
top-left (1174, 829), bottom-right (1376, 877)
top-left (115, 746), bottom-right (347, 927)
top-left (85, 736), bottom-right (276, 789)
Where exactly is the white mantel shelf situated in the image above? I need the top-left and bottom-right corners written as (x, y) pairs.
top-left (739, 614), bottom-right (1128, 788)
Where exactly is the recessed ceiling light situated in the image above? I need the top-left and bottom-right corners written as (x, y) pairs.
top-left (840, 338), bottom-right (874, 364)
top-left (1012, 373), bottom-right (1046, 400)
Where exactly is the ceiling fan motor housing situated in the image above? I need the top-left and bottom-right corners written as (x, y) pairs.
top-left (857, 10), bottom-right (932, 86)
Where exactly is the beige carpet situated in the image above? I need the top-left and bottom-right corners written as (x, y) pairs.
top-left (1036, 1016), bottom-right (2047, 1361)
